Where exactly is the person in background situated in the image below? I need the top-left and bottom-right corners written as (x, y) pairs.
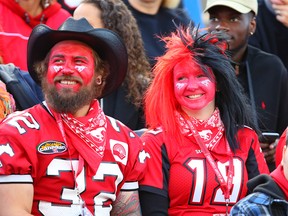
top-left (58, 0), bottom-right (82, 14)
top-left (276, 127), bottom-right (288, 167)
top-left (0, 63), bottom-right (43, 110)
top-left (249, 0), bottom-right (288, 71)
top-left (263, 0), bottom-right (288, 27)
top-left (0, 0), bottom-right (71, 71)
top-left (58, 0), bottom-right (187, 15)
top-left (73, 0), bottom-right (151, 130)
top-left (0, 80), bottom-right (15, 120)
top-left (204, 0), bottom-right (288, 171)
top-left (139, 23), bottom-right (269, 215)
top-left (230, 128), bottom-right (288, 215)
top-left (0, 19), bottom-right (43, 109)
top-left (0, 17), bottom-right (146, 215)
top-left (123, 0), bottom-right (190, 66)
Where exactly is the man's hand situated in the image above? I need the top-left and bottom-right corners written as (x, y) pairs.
top-left (260, 139), bottom-right (279, 164)
top-left (272, 2), bottom-right (288, 27)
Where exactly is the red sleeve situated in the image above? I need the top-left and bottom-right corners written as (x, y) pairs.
top-left (250, 130), bottom-right (270, 175)
top-left (123, 129), bottom-right (147, 185)
top-left (238, 127), bottom-right (270, 179)
top-left (139, 128), bottom-right (169, 197)
top-left (0, 110), bottom-right (38, 177)
top-left (105, 117), bottom-right (147, 190)
top-left (275, 128), bottom-right (288, 167)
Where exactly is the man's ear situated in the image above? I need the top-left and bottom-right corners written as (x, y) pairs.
top-left (95, 75), bottom-right (102, 85)
top-left (249, 15), bottom-right (257, 35)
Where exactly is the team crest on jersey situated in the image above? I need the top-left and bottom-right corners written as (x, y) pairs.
top-left (110, 139), bottom-right (128, 165)
top-left (37, 141), bottom-right (67, 154)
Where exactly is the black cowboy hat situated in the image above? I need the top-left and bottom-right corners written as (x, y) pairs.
top-left (27, 17), bottom-right (128, 98)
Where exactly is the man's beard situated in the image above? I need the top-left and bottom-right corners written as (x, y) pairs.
top-left (42, 77), bottom-right (101, 114)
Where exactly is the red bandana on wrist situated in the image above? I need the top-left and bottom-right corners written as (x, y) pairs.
top-left (177, 108), bottom-right (224, 151)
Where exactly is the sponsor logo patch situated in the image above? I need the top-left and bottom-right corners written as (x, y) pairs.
top-left (37, 141), bottom-right (67, 154)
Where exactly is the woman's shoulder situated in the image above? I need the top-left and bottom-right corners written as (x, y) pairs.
top-left (237, 126), bottom-right (258, 139)
top-left (143, 127), bottom-right (164, 139)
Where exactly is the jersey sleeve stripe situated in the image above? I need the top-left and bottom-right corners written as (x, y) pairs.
top-left (121, 181), bottom-right (139, 191)
top-left (0, 175), bottom-right (33, 183)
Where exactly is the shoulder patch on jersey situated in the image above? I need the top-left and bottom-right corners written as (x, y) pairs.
top-left (139, 150), bottom-right (150, 163)
top-left (37, 141), bottom-right (67, 154)
top-left (0, 143), bottom-right (14, 157)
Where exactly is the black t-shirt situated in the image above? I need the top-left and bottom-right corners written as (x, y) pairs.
top-left (123, 0), bottom-right (190, 66)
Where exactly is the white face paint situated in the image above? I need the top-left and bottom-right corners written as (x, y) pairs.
top-left (75, 65), bottom-right (87, 72)
top-left (53, 66), bottom-right (63, 73)
top-left (201, 80), bottom-right (211, 87)
top-left (176, 83), bottom-right (185, 90)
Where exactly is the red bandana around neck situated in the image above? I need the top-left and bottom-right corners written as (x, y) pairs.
top-left (177, 108), bottom-right (225, 151)
top-left (61, 100), bottom-right (107, 157)
top-left (49, 100), bottom-right (107, 174)
top-left (177, 108), bottom-right (234, 203)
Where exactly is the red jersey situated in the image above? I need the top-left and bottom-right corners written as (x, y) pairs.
top-left (275, 128), bottom-right (288, 167)
top-left (0, 0), bottom-right (71, 71)
top-left (0, 103), bottom-right (146, 215)
top-left (139, 127), bottom-right (269, 215)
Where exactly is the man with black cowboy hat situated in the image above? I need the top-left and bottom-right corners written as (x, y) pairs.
top-left (0, 17), bottom-right (146, 215)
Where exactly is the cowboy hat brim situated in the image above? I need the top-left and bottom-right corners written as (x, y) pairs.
top-left (27, 18), bottom-right (128, 98)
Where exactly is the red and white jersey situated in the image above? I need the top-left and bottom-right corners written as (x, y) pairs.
top-left (139, 127), bottom-right (269, 215)
top-left (0, 104), bottom-right (146, 215)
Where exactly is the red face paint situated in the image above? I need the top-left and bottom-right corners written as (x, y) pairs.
top-left (173, 60), bottom-right (216, 116)
top-left (47, 40), bottom-right (96, 92)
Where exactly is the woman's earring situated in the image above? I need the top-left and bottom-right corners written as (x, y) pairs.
top-left (250, 32), bottom-right (254, 36)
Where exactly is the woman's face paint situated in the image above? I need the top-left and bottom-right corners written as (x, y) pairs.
top-left (173, 60), bottom-right (216, 113)
top-left (47, 40), bottom-right (96, 92)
